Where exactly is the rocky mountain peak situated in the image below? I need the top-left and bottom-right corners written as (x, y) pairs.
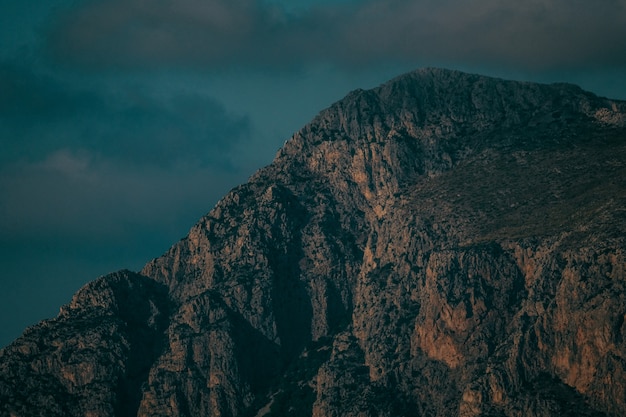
top-left (370, 69), bottom-right (618, 135)
top-left (279, 68), bottom-right (623, 180)
top-left (2, 68), bottom-right (626, 417)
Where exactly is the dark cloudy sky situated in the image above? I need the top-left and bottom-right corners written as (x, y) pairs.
top-left (1, 0), bottom-right (626, 347)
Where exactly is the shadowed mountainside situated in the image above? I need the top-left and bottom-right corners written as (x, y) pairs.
top-left (2, 68), bottom-right (626, 417)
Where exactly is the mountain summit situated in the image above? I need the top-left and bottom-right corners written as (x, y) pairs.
top-left (2, 68), bottom-right (626, 416)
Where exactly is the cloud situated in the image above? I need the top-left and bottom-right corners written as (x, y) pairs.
top-left (47, 0), bottom-right (626, 72)
top-left (0, 150), bottom-right (245, 242)
top-left (0, 62), bottom-right (250, 169)
top-left (0, 63), bottom-right (99, 124)
top-left (0, 60), bottom-right (252, 251)
top-left (48, 0), bottom-right (292, 69)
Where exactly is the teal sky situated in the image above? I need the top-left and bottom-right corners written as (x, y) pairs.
top-left (1, 0), bottom-right (625, 348)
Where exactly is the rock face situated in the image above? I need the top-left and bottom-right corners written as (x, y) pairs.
top-left (2, 68), bottom-right (626, 417)
top-left (0, 271), bottom-right (170, 417)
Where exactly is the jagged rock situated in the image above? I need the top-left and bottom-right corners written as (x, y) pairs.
top-left (0, 270), bottom-right (169, 417)
top-left (1, 68), bottom-right (626, 416)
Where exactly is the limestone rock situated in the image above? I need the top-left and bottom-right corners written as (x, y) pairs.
top-left (2, 68), bottom-right (626, 416)
top-left (0, 270), bottom-right (169, 417)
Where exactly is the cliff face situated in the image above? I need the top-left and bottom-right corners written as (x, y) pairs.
top-left (2, 68), bottom-right (626, 417)
top-left (0, 271), bottom-right (170, 416)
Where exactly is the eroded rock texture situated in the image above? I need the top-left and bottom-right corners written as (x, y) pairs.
top-left (2, 68), bottom-right (626, 416)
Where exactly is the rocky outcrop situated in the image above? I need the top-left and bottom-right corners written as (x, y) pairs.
top-left (0, 270), bottom-right (169, 417)
top-left (1, 68), bottom-right (626, 416)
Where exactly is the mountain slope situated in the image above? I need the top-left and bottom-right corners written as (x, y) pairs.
top-left (2, 68), bottom-right (626, 417)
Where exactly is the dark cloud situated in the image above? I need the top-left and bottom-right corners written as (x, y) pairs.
top-left (48, 0), bottom-right (294, 69)
top-left (0, 63), bottom-right (250, 168)
top-left (47, 0), bottom-right (626, 71)
top-left (0, 61), bottom-right (252, 246)
top-left (0, 152), bottom-right (245, 242)
top-left (0, 63), bottom-right (98, 124)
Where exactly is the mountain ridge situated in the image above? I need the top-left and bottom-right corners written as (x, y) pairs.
top-left (2, 68), bottom-right (626, 417)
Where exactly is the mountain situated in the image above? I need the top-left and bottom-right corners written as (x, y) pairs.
top-left (2, 68), bottom-right (626, 417)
